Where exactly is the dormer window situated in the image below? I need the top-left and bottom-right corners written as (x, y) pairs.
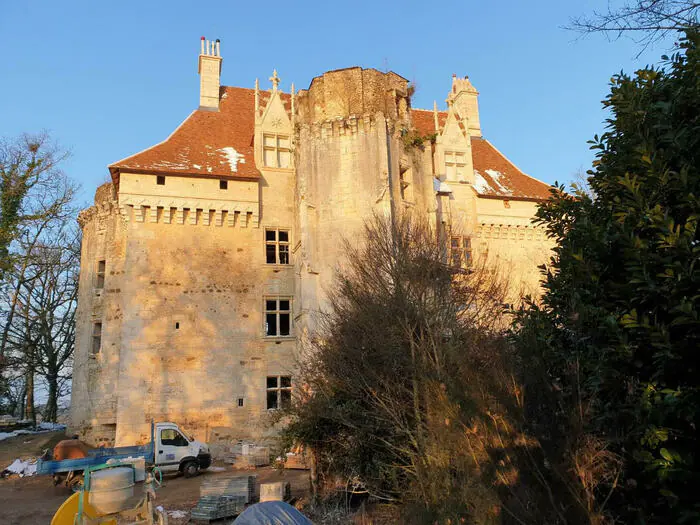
top-left (263, 134), bottom-right (291, 168)
top-left (445, 151), bottom-right (466, 181)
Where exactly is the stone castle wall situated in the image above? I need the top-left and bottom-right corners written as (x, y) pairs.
top-left (71, 68), bottom-right (552, 450)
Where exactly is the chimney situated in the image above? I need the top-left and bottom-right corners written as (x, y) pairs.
top-left (446, 74), bottom-right (481, 137)
top-left (198, 37), bottom-right (222, 111)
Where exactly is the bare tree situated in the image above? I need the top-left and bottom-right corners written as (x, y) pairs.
top-left (0, 132), bottom-right (77, 421)
top-left (1, 227), bottom-right (79, 422)
top-left (281, 213), bottom-right (598, 523)
top-left (569, 0), bottom-right (699, 45)
top-left (0, 132), bottom-right (72, 280)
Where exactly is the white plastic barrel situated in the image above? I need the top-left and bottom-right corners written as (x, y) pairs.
top-left (88, 466), bottom-right (135, 515)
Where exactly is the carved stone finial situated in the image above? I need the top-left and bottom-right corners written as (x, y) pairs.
top-left (269, 69), bottom-right (280, 91)
top-left (291, 82), bottom-right (296, 119)
top-left (433, 100), bottom-right (439, 132)
top-left (255, 78), bottom-right (260, 115)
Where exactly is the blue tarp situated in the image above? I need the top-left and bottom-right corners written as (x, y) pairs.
top-left (233, 501), bottom-right (313, 525)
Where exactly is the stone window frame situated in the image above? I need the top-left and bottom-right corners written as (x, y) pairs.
top-left (444, 151), bottom-right (467, 181)
top-left (450, 236), bottom-right (473, 268)
top-left (266, 375), bottom-right (292, 410)
top-left (263, 297), bottom-right (293, 338)
top-left (264, 228), bottom-right (291, 265)
top-left (262, 133), bottom-right (292, 169)
top-left (95, 260), bottom-right (106, 291)
top-left (92, 321), bottom-right (102, 355)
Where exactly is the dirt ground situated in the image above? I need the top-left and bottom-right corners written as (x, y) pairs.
top-left (0, 431), bottom-right (311, 525)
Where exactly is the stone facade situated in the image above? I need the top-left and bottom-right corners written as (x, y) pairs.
top-left (70, 40), bottom-right (553, 450)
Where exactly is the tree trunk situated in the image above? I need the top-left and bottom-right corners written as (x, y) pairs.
top-left (309, 446), bottom-right (319, 499)
top-left (24, 368), bottom-right (35, 424)
top-left (44, 372), bottom-right (58, 422)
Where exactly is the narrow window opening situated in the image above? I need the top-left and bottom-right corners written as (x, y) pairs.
top-left (92, 322), bottom-right (102, 354)
top-left (96, 260), bottom-right (106, 290)
top-left (156, 175), bottom-right (165, 185)
top-left (237, 397), bottom-right (244, 407)
top-left (399, 169), bottom-right (413, 201)
top-left (219, 180), bottom-right (228, 190)
top-left (175, 322), bottom-right (180, 330)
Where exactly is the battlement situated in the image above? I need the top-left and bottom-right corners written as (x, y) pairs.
top-left (296, 67), bottom-right (410, 124)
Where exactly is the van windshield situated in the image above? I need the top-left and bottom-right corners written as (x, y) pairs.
top-left (177, 426), bottom-right (194, 442)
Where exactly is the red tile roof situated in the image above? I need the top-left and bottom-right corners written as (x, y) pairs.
top-left (110, 87), bottom-right (289, 181)
top-left (411, 108), bottom-right (552, 201)
top-left (108, 90), bottom-right (550, 201)
top-left (411, 108), bottom-right (446, 137)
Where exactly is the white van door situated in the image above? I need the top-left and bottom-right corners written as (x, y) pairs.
top-left (156, 427), bottom-right (190, 472)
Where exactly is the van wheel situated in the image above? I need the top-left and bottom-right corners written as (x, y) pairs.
top-left (182, 460), bottom-right (199, 478)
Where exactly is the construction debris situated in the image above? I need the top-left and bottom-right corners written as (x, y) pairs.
top-left (2, 458), bottom-right (38, 477)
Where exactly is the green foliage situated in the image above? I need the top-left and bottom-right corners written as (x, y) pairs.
top-left (401, 129), bottom-right (438, 150)
top-left (513, 31), bottom-right (700, 523)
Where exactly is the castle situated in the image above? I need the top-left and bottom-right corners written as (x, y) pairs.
top-left (70, 38), bottom-right (553, 449)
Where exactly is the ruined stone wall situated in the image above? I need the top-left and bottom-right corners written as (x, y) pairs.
top-left (70, 183), bottom-right (125, 446)
top-left (295, 69), bottom-right (416, 325)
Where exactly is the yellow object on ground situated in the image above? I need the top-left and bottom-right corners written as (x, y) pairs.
top-left (50, 492), bottom-right (116, 525)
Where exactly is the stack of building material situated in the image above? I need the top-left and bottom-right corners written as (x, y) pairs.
top-left (200, 474), bottom-right (256, 500)
top-left (190, 474), bottom-right (256, 522)
top-left (260, 481), bottom-right (291, 502)
top-left (190, 495), bottom-right (246, 522)
top-left (225, 443), bottom-right (270, 468)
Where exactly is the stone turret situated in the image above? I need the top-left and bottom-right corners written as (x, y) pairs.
top-left (198, 37), bottom-right (222, 111)
top-left (446, 74), bottom-right (481, 137)
top-left (296, 67), bottom-right (410, 124)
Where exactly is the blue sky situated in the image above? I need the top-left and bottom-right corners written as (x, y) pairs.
top-left (1, 0), bottom-right (675, 205)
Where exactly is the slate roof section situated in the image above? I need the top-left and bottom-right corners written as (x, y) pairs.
top-left (109, 87), bottom-right (290, 182)
top-left (411, 108), bottom-right (552, 201)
